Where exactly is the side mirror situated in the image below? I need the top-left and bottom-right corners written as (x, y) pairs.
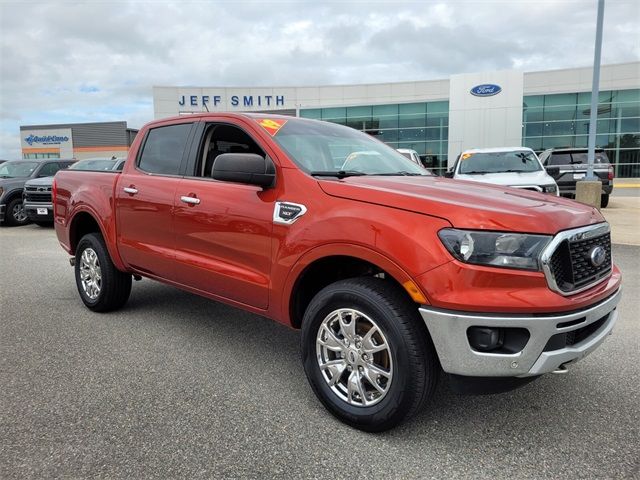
top-left (212, 153), bottom-right (276, 188)
top-left (545, 166), bottom-right (560, 177)
top-left (444, 170), bottom-right (454, 178)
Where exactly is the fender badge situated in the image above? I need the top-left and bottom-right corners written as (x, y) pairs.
top-left (273, 202), bottom-right (307, 225)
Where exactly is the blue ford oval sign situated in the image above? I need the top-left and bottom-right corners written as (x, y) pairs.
top-left (470, 84), bottom-right (502, 97)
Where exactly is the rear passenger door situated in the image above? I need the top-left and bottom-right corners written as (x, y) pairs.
top-left (115, 122), bottom-right (195, 279)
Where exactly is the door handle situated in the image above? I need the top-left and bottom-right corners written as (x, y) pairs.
top-left (123, 187), bottom-right (138, 195)
top-left (180, 195), bottom-right (201, 205)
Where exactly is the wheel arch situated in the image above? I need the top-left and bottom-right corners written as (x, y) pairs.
top-left (285, 244), bottom-right (430, 329)
top-left (68, 209), bottom-right (126, 271)
top-left (3, 188), bottom-right (24, 203)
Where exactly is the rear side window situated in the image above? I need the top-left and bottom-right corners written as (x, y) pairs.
top-left (138, 124), bottom-right (192, 175)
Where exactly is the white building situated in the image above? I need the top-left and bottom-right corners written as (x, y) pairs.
top-left (154, 62), bottom-right (639, 176)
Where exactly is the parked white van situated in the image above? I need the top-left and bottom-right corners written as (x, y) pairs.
top-left (445, 147), bottom-right (559, 195)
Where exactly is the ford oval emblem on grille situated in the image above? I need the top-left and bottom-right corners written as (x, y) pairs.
top-left (589, 246), bottom-right (606, 267)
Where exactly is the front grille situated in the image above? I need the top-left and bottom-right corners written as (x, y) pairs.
top-left (24, 186), bottom-right (52, 203)
top-left (543, 313), bottom-right (611, 352)
top-left (24, 192), bottom-right (51, 202)
top-left (549, 232), bottom-right (611, 293)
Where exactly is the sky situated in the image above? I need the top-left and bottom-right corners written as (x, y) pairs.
top-left (0, 0), bottom-right (638, 159)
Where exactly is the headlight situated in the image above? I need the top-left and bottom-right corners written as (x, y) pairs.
top-left (542, 184), bottom-right (557, 194)
top-left (438, 229), bottom-right (551, 271)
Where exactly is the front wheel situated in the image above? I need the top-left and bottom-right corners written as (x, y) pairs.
top-left (301, 277), bottom-right (439, 432)
top-left (600, 194), bottom-right (609, 208)
top-left (75, 233), bottom-right (132, 312)
top-left (5, 198), bottom-right (30, 226)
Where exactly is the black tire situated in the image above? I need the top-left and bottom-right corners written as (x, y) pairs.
top-left (301, 277), bottom-right (439, 432)
top-left (75, 233), bottom-right (132, 312)
top-left (600, 194), bottom-right (609, 208)
top-left (5, 197), bottom-right (30, 226)
top-left (34, 221), bottom-right (53, 227)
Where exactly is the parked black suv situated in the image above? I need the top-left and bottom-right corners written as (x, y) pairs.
top-left (538, 148), bottom-right (614, 208)
top-left (22, 158), bottom-right (125, 226)
top-left (0, 159), bottom-right (75, 226)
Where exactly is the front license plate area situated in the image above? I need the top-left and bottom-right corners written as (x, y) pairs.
top-left (37, 208), bottom-right (48, 215)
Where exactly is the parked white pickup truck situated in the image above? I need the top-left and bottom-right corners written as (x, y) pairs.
top-left (445, 147), bottom-right (559, 195)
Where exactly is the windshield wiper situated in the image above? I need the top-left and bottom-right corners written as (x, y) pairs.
top-left (373, 171), bottom-right (426, 176)
top-left (310, 170), bottom-right (368, 179)
top-left (0, 175), bottom-right (12, 178)
top-left (461, 170), bottom-right (491, 175)
top-left (503, 169), bottom-right (533, 173)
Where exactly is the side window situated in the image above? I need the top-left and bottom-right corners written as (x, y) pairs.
top-left (138, 123), bottom-right (192, 175)
top-left (38, 162), bottom-right (61, 177)
top-left (197, 124), bottom-right (266, 178)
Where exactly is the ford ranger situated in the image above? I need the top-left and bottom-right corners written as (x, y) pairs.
top-left (52, 114), bottom-right (622, 431)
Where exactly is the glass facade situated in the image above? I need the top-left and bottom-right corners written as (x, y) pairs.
top-left (299, 88), bottom-right (639, 178)
top-left (300, 101), bottom-right (449, 172)
top-left (523, 89), bottom-right (640, 177)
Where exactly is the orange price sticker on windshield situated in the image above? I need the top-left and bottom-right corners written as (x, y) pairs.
top-left (257, 118), bottom-right (287, 136)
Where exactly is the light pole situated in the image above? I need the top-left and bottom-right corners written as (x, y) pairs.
top-left (576, 0), bottom-right (606, 207)
top-left (586, 0), bottom-right (605, 180)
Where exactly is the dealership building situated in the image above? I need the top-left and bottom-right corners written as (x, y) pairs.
top-left (20, 121), bottom-right (138, 161)
top-left (154, 62), bottom-right (639, 176)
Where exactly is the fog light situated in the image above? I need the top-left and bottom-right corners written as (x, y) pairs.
top-left (467, 327), bottom-right (504, 352)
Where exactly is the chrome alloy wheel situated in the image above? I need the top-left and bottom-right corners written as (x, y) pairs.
top-left (79, 248), bottom-right (102, 300)
top-left (12, 203), bottom-right (27, 223)
top-left (316, 308), bottom-right (393, 407)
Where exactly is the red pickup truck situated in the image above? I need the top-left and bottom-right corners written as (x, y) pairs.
top-left (53, 113), bottom-right (622, 431)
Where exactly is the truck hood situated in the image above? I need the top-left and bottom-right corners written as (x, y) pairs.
top-left (24, 176), bottom-right (54, 187)
top-left (318, 176), bottom-right (604, 234)
top-left (454, 170), bottom-right (555, 188)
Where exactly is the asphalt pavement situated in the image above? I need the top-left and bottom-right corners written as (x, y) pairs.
top-left (1, 225), bottom-right (639, 479)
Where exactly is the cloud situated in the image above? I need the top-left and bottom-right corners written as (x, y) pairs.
top-left (0, 0), bottom-right (638, 158)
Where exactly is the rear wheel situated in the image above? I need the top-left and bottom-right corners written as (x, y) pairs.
top-left (5, 197), bottom-right (30, 226)
top-left (600, 194), bottom-right (609, 208)
top-left (75, 233), bottom-right (132, 312)
top-left (301, 277), bottom-right (438, 432)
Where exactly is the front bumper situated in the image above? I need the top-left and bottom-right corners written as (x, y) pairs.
top-left (24, 202), bottom-right (53, 221)
top-left (419, 288), bottom-right (621, 377)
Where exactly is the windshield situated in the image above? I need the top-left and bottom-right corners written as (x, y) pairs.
top-left (70, 159), bottom-right (118, 171)
top-left (269, 119), bottom-right (429, 176)
top-left (0, 161), bottom-right (39, 178)
top-left (458, 151), bottom-right (542, 174)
